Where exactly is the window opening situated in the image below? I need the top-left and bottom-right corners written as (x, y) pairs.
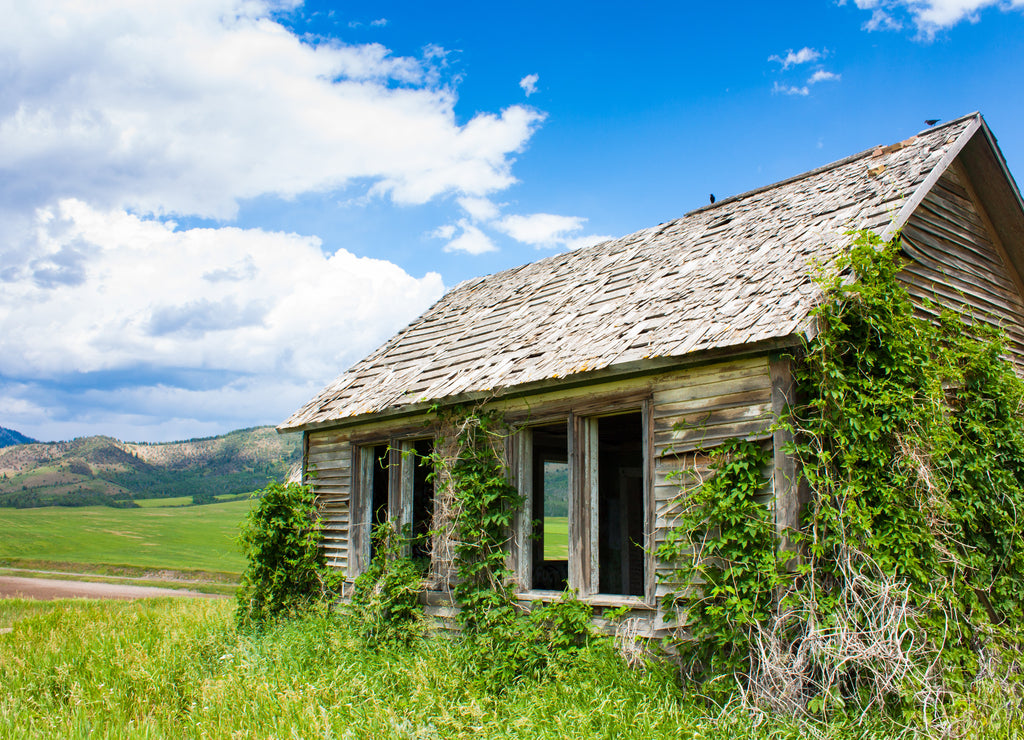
top-left (368, 444), bottom-right (390, 561)
top-left (531, 422), bottom-right (569, 590)
top-left (410, 439), bottom-right (434, 560)
top-left (597, 412), bottom-right (645, 596)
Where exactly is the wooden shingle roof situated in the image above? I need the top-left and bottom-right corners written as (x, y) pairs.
top-left (281, 114), bottom-right (990, 432)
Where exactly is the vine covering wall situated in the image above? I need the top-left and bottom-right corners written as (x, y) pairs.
top-left (661, 231), bottom-right (1024, 719)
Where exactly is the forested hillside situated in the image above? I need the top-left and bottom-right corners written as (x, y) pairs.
top-left (0, 427), bottom-right (301, 508)
top-left (0, 427), bottom-right (37, 449)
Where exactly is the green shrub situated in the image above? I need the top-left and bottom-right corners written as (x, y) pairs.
top-left (234, 481), bottom-right (335, 629)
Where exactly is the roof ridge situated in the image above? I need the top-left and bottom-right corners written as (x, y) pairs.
top-left (683, 113), bottom-right (981, 219)
top-left (440, 115), bottom-right (981, 296)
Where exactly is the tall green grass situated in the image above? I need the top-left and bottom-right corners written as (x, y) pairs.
top-left (0, 598), bottom-right (1016, 738)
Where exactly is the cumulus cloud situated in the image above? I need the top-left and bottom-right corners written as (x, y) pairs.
top-left (0, 0), bottom-right (545, 221)
top-left (0, 200), bottom-right (444, 439)
top-left (808, 70), bottom-right (841, 84)
top-left (457, 196), bottom-right (502, 222)
top-left (495, 213), bottom-right (590, 248)
top-left (441, 221), bottom-right (498, 255)
top-left (768, 47), bottom-right (822, 69)
top-left (849, 0), bottom-right (1024, 37)
top-left (1, 200), bottom-right (444, 379)
top-left (519, 73), bottom-right (540, 96)
top-left (772, 82), bottom-right (810, 96)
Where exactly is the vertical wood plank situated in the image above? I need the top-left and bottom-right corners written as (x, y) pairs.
top-left (643, 398), bottom-right (656, 605)
top-left (399, 441), bottom-right (414, 555)
top-left (351, 444), bottom-right (373, 578)
top-left (301, 431), bottom-right (309, 485)
top-left (769, 354), bottom-right (800, 558)
top-left (587, 417), bottom-right (600, 596)
top-left (513, 428), bottom-right (532, 590)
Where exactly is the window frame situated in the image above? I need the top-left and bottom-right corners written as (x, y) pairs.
top-left (351, 433), bottom-right (435, 578)
top-left (513, 399), bottom-right (654, 605)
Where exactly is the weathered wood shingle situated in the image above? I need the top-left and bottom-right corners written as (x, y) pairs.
top-left (281, 113), bottom-right (1016, 432)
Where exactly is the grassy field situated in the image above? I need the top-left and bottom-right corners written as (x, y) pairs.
top-left (0, 499), bottom-right (252, 575)
top-left (134, 493), bottom-right (250, 508)
top-left (544, 515), bottom-right (568, 560)
top-left (133, 495), bottom-right (196, 508)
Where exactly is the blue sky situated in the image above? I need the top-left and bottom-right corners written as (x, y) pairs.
top-left (2, 0), bottom-right (1023, 443)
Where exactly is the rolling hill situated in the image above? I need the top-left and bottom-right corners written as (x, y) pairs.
top-left (0, 426), bottom-right (37, 449)
top-left (0, 427), bottom-right (301, 508)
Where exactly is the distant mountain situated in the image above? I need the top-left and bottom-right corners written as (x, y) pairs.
top-left (0, 426), bottom-right (37, 449)
top-left (0, 426), bottom-right (301, 508)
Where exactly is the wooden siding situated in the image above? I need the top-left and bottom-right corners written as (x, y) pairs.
top-left (650, 356), bottom-right (775, 618)
top-left (311, 354), bottom-right (777, 636)
top-left (900, 165), bottom-right (1024, 372)
top-left (306, 429), bottom-right (353, 572)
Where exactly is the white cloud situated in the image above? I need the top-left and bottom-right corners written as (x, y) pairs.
top-left (442, 221), bottom-right (498, 255)
top-left (863, 8), bottom-right (904, 30)
top-left (370, 18), bottom-right (388, 27)
top-left (495, 213), bottom-right (588, 248)
top-left (0, 199), bottom-right (445, 440)
top-left (519, 73), bottom-right (540, 96)
top-left (849, 0), bottom-right (1024, 37)
top-left (772, 82), bottom-right (810, 96)
top-left (0, 0), bottom-right (545, 221)
top-left (0, 200), bottom-right (444, 381)
top-left (457, 196), bottom-right (502, 222)
top-left (429, 223), bottom-right (458, 240)
top-left (808, 70), bottom-right (841, 84)
top-left (768, 47), bottom-right (822, 69)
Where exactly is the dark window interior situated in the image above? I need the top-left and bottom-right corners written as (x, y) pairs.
top-left (531, 422), bottom-right (569, 590)
top-left (411, 439), bottom-right (434, 560)
top-left (597, 412), bottom-right (645, 596)
top-left (369, 444), bottom-right (390, 561)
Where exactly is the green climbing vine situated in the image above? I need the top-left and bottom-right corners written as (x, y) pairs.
top-left (785, 230), bottom-right (1024, 696)
top-left (660, 230), bottom-right (1024, 717)
top-left (427, 405), bottom-right (602, 688)
top-left (656, 438), bottom-right (784, 687)
top-left (350, 522), bottom-right (426, 647)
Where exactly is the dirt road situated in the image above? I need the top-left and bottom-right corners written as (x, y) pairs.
top-left (0, 576), bottom-right (223, 600)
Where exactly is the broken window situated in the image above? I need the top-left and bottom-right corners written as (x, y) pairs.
top-left (519, 408), bottom-right (648, 599)
top-left (530, 422), bottom-right (569, 591)
top-left (405, 438), bottom-right (434, 560)
top-left (595, 412), bottom-right (645, 597)
top-left (368, 443), bottom-right (391, 561)
top-left (357, 436), bottom-right (434, 570)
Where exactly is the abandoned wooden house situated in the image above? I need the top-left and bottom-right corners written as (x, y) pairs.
top-left (279, 112), bottom-right (1024, 632)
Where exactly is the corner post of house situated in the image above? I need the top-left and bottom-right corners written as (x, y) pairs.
top-left (769, 353), bottom-right (800, 559)
top-left (300, 430), bottom-right (309, 485)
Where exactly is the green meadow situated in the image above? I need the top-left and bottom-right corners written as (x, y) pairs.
top-left (0, 499), bottom-right (252, 575)
top-left (543, 515), bottom-right (568, 560)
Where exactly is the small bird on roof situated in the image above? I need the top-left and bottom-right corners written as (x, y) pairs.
top-left (709, 193), bottom-right (715, 204)
top-left (925, 119), bottom-right (940, 126)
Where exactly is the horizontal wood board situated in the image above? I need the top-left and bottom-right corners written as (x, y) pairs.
top-left (307, 428), bottom-right (353, 571)
top-left (900, 167), bottom-right (1024, 371)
